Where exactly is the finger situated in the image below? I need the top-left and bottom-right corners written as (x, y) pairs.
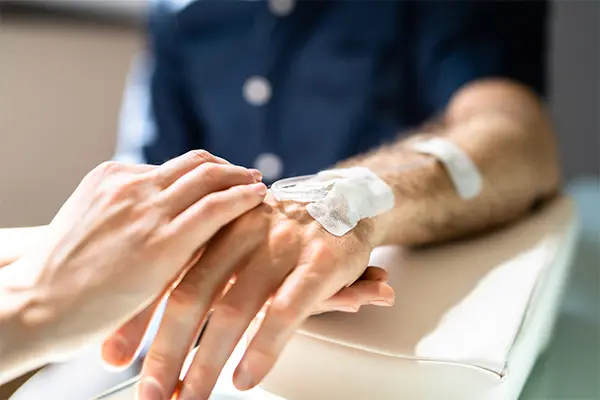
top-left (91, 162), bottom-right (155, 190)
top-left (360, 266), bottom-right (389, 282)
top-left (161, 163), bottom-right (262, 217)
top-left (233, 242), bottom-right (335, 391)
top-left (321, 280), bottom-right (395, 313)
top-left (152, 150), bottom-right (230, 188)
top-left (123, 163), bottom-right (156, 174)
top-left (101, 249), bottom-right (204, 369)
top-left (170, 182), bottom-right (267, 247)
top-left (179, 230), bottom-right (298, 399)
top-left (140, 209), bottom-right (269, 400)
top-left (246, 301), bottom-right (270, 344)
top-left (101, 298), bottom-right (162, 368)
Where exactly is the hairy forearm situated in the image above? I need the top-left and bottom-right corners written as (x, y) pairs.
top-left (0, 226), bottom-right (48, 268)
top-left (339, 79), bottom-right (562, 246)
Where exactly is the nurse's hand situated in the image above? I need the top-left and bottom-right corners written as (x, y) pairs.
top-left (5, 150), bottom-right (266, 359)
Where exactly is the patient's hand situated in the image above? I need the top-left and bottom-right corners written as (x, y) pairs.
top-left (105, 193), bottom-right (394, 400)
top-left (309, 266), bottom-right (393, 315)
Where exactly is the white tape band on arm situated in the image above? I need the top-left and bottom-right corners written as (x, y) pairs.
top-left (271, 167), bottom-right (395, 237)
top-left (410, 138), bottom-right (483, 200)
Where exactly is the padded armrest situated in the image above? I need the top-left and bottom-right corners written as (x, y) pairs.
top-left (260, 197), bottom-right (579, 400)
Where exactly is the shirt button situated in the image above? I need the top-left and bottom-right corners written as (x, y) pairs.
top-left (269, 0), bottom-right (296, 17)
top-left (268, 0), bottom-right (295, 16)
top-left (243, 76), bottom-right (272, 106)
top-left (254, 153), bottom-right (284, 182)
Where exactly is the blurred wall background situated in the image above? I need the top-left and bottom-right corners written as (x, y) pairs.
top-left (0, 2), bottom-right (143, 228)
top-left (0, 1), bottom-right (597, 229)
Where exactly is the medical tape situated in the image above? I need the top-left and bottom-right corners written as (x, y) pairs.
top-left (409, 138), bottom-right (483, 200)
top-left (270, 138), bottom-right (482, 236)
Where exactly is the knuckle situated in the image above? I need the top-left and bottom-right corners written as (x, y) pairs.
top-left (186, 362), bottom-right (216, 384)
top-left (215, 301), bottom-right (247, 323)
top-left (96, 160), bottom-right (123, 176)
top-left (188, 149), bottom-right (213, 163)
top-left (270, 221), bottom-right (298, 244)
top-left (168, 280), bottom-right (202, 307)
top-left (198, 162), bottom-right (222, 184)
top-left (311, 240), bottom-right (336, 264)
top-left (144, 350), bottom-right (176, 372)
top-left (234, 185), bottom-right (258, 203)
top-left (199, 194), bottom-right (224, 216)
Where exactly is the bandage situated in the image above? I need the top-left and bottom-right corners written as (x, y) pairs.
top-left (410, 138), bottom-right (483, 200)
top-left (270, 138), bottom-right (482, 236)
top-left (271, 167), bottom-right (395, 237)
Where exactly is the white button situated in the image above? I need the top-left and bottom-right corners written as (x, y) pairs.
top-left (268, 0), bottom-right (295, 16)
top-left (254, 153), bottom-right (284, 181)
top-left (243, 76), bottom-right (272, 106)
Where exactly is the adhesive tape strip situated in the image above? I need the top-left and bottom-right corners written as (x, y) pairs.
top-left (410, 138), bottom-right (483, 199)
top-left (269, 174), bottom-right (332, 203)
top-left (270, 168), bottom-right (395, 237)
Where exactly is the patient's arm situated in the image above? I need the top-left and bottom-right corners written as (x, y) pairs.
top-left (0, 226), bottom-right (48, 268)
top-left (337, 79), bottom-right (562, 247)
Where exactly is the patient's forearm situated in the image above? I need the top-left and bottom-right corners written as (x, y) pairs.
top-left (338, 79), bottom-right (561, 246)
top-left (0, 226), bottom-right (48, 268)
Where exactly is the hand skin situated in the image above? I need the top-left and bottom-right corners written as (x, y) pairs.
top-left (0, 150), bottom-right (267, 385)
top-left (106, 193), bottom-right (391, 400)
top-left (107, 79), bottom-right (561, 400)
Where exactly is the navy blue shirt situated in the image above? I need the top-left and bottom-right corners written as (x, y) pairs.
top-left (115, 0), bottom-right (548, 184)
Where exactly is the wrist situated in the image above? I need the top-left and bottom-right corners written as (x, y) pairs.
top-left (0, 257), bottom-right (54, 375)
top-left (267, 185), bottom-right (384, 249)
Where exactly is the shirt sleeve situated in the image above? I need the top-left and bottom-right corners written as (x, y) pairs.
top-left (410, 0), bottom-right (549, 119)
top-left (113, 1), bottom-right (202, 164)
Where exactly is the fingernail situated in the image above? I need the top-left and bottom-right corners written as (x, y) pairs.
top-left (234, 361), bottom-right (255, 391)
top-left (251, 169), bottom-right (263, 181)
top-left (137, 377), bottom-right (164, 400)
top-left (333, 306), bottom-right (360, 313)
top-left (369, 300), bottom-right (393, 307)
top-left (101, 336), bottom-right (129, 367)
top-left (254, 183), bottom-right (267, 196)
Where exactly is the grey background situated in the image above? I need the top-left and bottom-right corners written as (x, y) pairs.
top-left (549, 0), bottom-right (599, 181)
